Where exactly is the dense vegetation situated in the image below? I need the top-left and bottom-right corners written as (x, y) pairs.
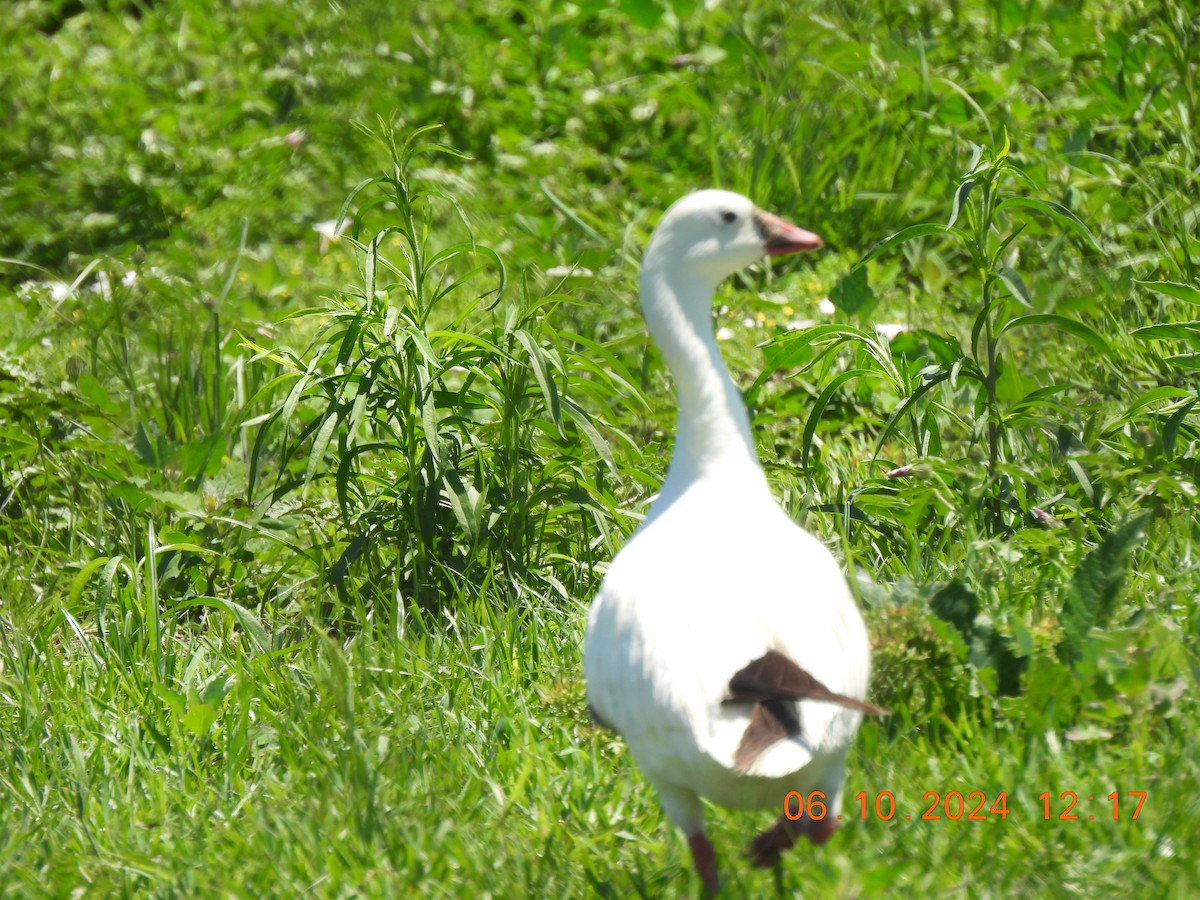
top-left (1, 0), bottom-right (1197, 894)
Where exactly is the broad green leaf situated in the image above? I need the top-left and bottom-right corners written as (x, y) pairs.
top-left (181, 703), bottom-right (219, 739)
top-left (109, 482), bottom-right (153, 514)
top-left (994, 354), bottom-right (1027, 405)
top-left (443, 469), bottom-right (481, 542)
top-left (829, 266), bottom-right (877, 316)
top-left (179, 435), bottom-right (226, 481)
top-left (336, 313), bottom-right (363, 366)
top-left (420, 385), bottom-right (441, 463)
top-left (77, 375), bottom-right (119, 414)
top-left (618, 0), bottom-right (664, 30)
top-left (154, 684), bottom-right (186, 718)
top-left (930, 580), bottom-right (980, 639)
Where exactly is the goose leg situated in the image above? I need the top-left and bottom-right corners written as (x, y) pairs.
top-left (749, 812), bottom-right (838, 868)
top-left (748, 815), bottom-right (800, 868)
top-left (688, 832), bottom-right (719, 896)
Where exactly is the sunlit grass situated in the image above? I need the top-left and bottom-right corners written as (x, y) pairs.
top-left (1, 0), bottom-right (1197, 895)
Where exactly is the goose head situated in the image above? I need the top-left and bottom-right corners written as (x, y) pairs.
top-left (641, 189), bottom-right (823, 291)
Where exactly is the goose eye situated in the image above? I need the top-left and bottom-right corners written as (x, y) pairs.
top-left (720, 210), bottom-right (737, 224)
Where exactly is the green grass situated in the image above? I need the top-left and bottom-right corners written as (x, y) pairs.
top-left (1, 0), bottom-right (1198, 895)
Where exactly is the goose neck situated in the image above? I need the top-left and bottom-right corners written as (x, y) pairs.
top-left (640, 266), bottom-right (766, 493)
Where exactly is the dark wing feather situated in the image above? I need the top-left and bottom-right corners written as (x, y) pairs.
top-left (724, 649), bottom-right (888, 772)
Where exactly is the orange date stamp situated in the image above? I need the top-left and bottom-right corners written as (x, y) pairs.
top-left (783, 790), bottom-right (1147, 822)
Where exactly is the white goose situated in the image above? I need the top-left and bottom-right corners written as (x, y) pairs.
top-left (584, 190), bottom-right (883, 894)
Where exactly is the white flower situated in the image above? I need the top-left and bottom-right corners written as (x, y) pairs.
top-left (91, 271), bottom-right (111, 296)
top-left (716, 326), bottom-right (734, 341)
top-left (544, 265), bottom-right (594, 279)
top-left (631, 100), bottom-right (658, 122)
top-left (314, 218), bottom-right (351, 253)
top-left (818, 297), bottom-right (835, 315)
top-left (875, 323), bottom-right (907, 340)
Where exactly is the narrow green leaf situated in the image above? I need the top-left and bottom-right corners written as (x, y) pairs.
top-left (997, 266), bottom-right (1032, 307)
top-left (305, 412), bottom-right (339, 486)
top-left (175, 597), bottom-right (271, 654)
top-left (1000, 314), bottom-right (1113, 355)
top-left (365, 237), bottom-right (377, 302)
top-left (760, 324), bottom-right (875, 373)
top-left (947, 179), bottom-right (974, 229)
top-left (562, 397), bottom-right (617, 472)
top-left (1130, 322), bottom-right (1200, 341)
top-left (1135, 280), bottom-right (1200, 305)
top-left (1124, 386), bottom-right (1194, 417)
top-left (874, 369), bottom-right (956, 455)
top-left (801, 369), bottom-right (875, 467)
top-left (282, 374), bottom-right (313, 425)
top-left (69, 557), bottom-right (114, 608)
top-left (1058, 512), bottom-right (1151, 664)
top-left (420, 386), bottom-right (441, 464)
top-left (513, 329), bottom-right (562, 434)
top-left (995, 197), bottom-right (1099, 251)
top-left (383, 305), bottom-right (400, 338)
top-left (538, 180), bottom-right (603, 242)
top-left (1166, 353), bottom-right (1200, 369)
top-left (855, 223), bottom-right (954, 268)
top-left (1162, 398), bottom-right (1198, 458)
top-left (336, 313), bottom-right (363, 367)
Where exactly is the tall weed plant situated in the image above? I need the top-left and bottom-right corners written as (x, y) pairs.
top-left (242, 122), bottom-right (640, 620)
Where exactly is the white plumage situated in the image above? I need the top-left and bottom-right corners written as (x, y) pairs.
top-left (584, 190), bottom-right (880, 893)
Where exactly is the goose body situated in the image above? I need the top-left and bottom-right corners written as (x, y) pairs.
top-left (583, 190), bottom-right (879, 893)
